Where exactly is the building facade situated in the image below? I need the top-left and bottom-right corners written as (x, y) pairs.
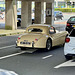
top-left (54, 0), bottom-right (75, 8)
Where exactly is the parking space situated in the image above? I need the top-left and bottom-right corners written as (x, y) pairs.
top-left (0, 35), bottom-right (75, 75)
top-left (0, 44), bottom-right (75, 75)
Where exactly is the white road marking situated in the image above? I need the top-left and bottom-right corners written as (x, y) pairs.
top-left (0, 50), bottom-right (35, 60)
top-left (54, 59), bottom-right (75, 68)
top-left (42, 55), bottom-right (53, 59)
top-left (0, 45), bottom-right (15, 50)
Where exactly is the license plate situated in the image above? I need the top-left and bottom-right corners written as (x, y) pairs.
top-left (72, 25), bottom-right (75, 27)
top-left (20, 42), bottom-right (31, 45)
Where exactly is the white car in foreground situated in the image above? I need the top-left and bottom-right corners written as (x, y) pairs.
top-left (0, 69), bottom-right (18, 75)
top-left (64, 29), bottom-right (75, 60)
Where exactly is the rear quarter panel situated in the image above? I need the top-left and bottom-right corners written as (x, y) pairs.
top-left (60, 31), bottom-right (68, 44)
top-left (34, 34), bottom-right (49, 48)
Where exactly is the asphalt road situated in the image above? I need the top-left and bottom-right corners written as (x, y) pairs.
top-left (54, 12), bottom-right (75, 31)
top-left (0, 35), bottom-right (75, 75)
top-left (0, 13), bottom-right (75, 75)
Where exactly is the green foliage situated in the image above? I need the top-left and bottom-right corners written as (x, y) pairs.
top-left (64, 0), bottom-right (70, 2)
top-left (5, 25), bottom-right (12, 30)
top-left (55, 8), bottom-right (75, 12)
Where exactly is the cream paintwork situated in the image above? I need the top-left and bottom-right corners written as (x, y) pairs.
top-left (16, 24), bottom-right (68, 48)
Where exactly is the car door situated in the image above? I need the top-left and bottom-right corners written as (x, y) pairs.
top-left (49, 27), bottom-right (61, 46)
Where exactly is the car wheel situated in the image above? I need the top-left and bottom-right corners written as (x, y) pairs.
top-left (17, 21), bottom-right (21, 27)
top-left (20, 47), bottom-right (26, 50)
top-left (61, 17), bottom-right (62, 20)
top-left (46, 39), bottom-right (52, 51)
top-left (65, 55), bottom-right (72, 60)
top-left (54, 17), bottom-right (57, 21)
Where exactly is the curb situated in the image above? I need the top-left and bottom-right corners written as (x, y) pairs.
top-left (0, 34), bottom-right (6, 37)
top-left (0, 31), bottom-right (25, 37)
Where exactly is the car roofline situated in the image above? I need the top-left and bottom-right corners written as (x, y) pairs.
top-left (69, 16), bottom-right (75, 18)
top-left (28, 24), bottom-right (51, 27)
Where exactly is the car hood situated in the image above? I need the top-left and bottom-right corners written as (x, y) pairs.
top-left (20, 33), bottom-right (43, 41)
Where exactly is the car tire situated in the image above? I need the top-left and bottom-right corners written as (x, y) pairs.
top-left (54, 17), bottom-right (57, 21)
top-left (20, 47), bottom-right (26, 50)
top-left (65, 55), bottom-right (72, 60)
top-left (46, 39), bottom-right (52, 51)
top-left (61, 17), bottom-right (62, 20)
top-left (17, 21), bottom-right (21, 27)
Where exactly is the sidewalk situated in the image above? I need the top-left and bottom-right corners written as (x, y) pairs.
top-left (0, 12), bottom-right (74, 37)
top-left (0, 29), bottom-right (26, 36)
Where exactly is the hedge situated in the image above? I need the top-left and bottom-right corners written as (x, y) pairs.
top-left (55, 8), bottom-right (75, 12)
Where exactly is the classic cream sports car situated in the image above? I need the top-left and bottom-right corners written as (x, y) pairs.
top-left (16, 24), bottom-right (68, 51)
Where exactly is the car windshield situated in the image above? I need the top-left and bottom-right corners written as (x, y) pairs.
top-left (68, 17), bottom-right (75, 22)
top-left (54, 12), bottom-right (58, 16)
top-left (28, 28), bottom-right (43, 32)
top-left (70, 29), bottom-right (75, 37)
top-left (54, 11), bottom-right (62, 16)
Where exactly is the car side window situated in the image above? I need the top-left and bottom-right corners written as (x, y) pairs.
top-left (49, 27), bottom-right (56, 34)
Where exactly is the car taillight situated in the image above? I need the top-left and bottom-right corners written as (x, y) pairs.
top-left (67, 23), bottom-right (70, 26)
top-left (65, 38), bottom-right (70, 43)
top-left (35, 39), bottom-right (38, 41)
top-left (18, 37), bottom-right (20, 40)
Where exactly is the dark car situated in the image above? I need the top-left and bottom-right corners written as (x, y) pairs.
top-left (66, 16), bottom-right (75, 33)
top-left (17, 12), bottom-right (34, 27)
top-left (17, 12), bottom-right (21, 27)
top-left (17, 8), bottom-right (21, 12)
top-left (0, 11), bottom-right (4, 19)
top-left (0, 7), bottom-right (5, 12)
top-left (54, 11), bottom-right (63, 21)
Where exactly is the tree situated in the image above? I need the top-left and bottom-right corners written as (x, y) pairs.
top-left (64, 0), bottom-right (70, 3)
